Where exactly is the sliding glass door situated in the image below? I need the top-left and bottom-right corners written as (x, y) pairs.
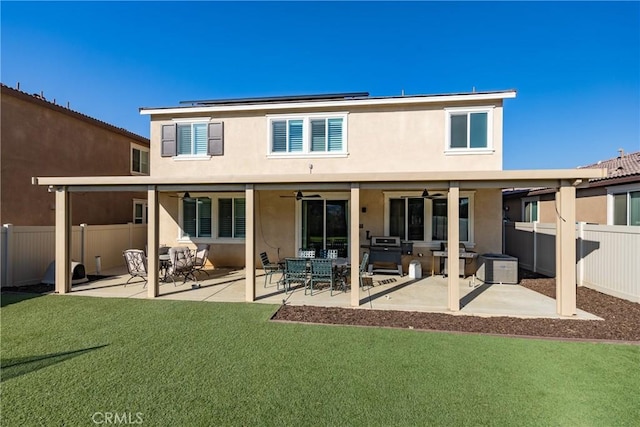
top-left (301, 200), bottom-right (348, 257)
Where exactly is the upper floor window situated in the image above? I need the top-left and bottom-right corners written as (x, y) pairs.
top-left (178, 123), bottom-right (208, 156)
top-left (445, 107), bottom-right (494, 152)
top-left (608, 185), bottom-right (640, 226)
top-left (161, 121), bottom-right (224, 158)
top-left (268, 114), bottom-right (347, 156)
top-left (131, 143), bottom-right (149, 175)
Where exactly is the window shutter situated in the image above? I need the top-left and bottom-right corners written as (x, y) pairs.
top-left (310, 119), bottom-right (326, 152)
top-left (207, 122), bottom-right (224, 156)
top-left (218, 198), bottom-right (233, 238)
top-left (161, 124), bottom-right (177, 157)
top-left (234, 198), bottom-right (246, 238)
top-left (327, 118), bottom-right (343, 152)
top-left (272, 121), bottom-right (287, 152)
top-left (198, 198), bottom-right (212, 237)
top-left (288, 120), bottom-right (303, 152)
top-left (194, 124), bottom-right (208, 155)
top-left (183, 199), bottom-right (197, 237)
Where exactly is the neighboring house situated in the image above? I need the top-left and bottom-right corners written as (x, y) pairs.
top-left (503, 150), bottom-right (639, 226)
top-left (0, 83), bottom-right (150, 226)
top-left (36, 90), bottom-right (605, 316)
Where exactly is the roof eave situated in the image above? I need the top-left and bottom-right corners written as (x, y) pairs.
top-left (34, 168), bottom-right (604, 188)
top-left (139, 90), bottom-right (517, 116)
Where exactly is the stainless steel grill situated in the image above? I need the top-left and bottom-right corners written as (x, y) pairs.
top-left (368, 236), bottom-right (403, 276)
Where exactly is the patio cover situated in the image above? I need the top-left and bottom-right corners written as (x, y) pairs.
top-left (34, 167), bottom-right (607, 316)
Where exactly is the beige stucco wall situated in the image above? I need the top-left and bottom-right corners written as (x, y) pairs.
top-left (148, 100), bottom-right (504, 178)
top-left (575, 188), bottom-right (607, 224)
top-left (1, 87), bottom-right (150, 225)
top-left (158, 188), bottom-right (503, 272)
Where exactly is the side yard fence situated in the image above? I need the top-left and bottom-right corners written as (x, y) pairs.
top-left (504, 222), bottom-right (640, 303)
top-left (1, 223), bottom-right (147, 287)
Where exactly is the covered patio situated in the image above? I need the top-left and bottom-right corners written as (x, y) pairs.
top-left (35, 169), bottom-right (606, 318)
top-left (66, 265), bottom-right (600, 320)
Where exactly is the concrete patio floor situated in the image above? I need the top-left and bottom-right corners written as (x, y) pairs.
top-left (67, 266), bottom-right (600, 320)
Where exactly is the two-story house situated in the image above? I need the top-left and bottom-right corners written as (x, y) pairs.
top-left (1, 83), bottom-right (150, 226)
top-left (35, 90), bottom-right (605, 316)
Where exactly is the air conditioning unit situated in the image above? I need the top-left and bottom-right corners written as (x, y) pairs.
top-left (477, 254), bottom-right (518, 284)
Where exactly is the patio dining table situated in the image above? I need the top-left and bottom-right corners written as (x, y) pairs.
top-left (283, 257), bottom-right (351, 293)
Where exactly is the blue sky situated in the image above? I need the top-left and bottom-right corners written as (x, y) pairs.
top-left (2, 1), bottom-right (638, 170)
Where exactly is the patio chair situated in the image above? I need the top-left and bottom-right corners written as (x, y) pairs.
top-left (283, 258), bottom-right (308, 293)
top-left (309, 258), bottom-right (335, 296)
top-left (123, 249), bottom-right (148, 287)
top-left (327, 249), bottom-right (339, 259)
top-left (168, 246), bottom-right (196, 285)
top-left (359, 252), bottom-right (370, 289)
top-left (192, 244), bottom-right (211, 277)
top-left (260, 252), bottom-right (284, 289)
top-left (339, 252), bottom-right (370, 290)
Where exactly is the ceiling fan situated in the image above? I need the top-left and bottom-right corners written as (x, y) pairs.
top-left (280, 190), bottom-right (322, 201)
top-left (401, 189), bottom-right (444, 199)
top-left (168, 191), bottom-right (194, 200)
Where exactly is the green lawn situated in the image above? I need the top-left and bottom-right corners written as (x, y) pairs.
top-left (1, 294), bottom-right (639, 426)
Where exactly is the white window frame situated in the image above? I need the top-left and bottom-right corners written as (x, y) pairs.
top-left (606, 183), bottom-right (640, 226)
top-left (522, 196), bottom-right (540, 223)
top-left (133, 199), bottom-right (147, 224)
top-left (172, 117), bottom-right (212, 160)
top-left (383, 191), bottom-right (475, 249)
top-left (130, 143), bottom-right (149, 175)
top-left (266, 112), bottom-right (348, 158)
top-left (178, 192), bottom-right (246, 244)
top-left (444, 106), bottom-right (494, 155)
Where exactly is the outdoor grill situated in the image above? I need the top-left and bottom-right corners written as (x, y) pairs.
top-left (367, 236), bottom-right (403, 276)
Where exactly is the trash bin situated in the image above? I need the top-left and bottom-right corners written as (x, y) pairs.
top-left (409, 260), bottom-right (422, 279)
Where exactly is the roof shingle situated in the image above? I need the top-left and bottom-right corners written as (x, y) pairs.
top-left (578, 151), bottom-right (640, 182)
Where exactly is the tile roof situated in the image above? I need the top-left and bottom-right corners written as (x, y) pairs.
top-left (503, 151), bottom-right (639, 196)
top-left (578, 151), bottom-right (640, 182)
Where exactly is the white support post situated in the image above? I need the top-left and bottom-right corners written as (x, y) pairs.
top-left (55, 187), bottom-right (72, 294)
top-left (147, 186), bottom-right (159, 298)
top-left (245, 185), bottom-right (256, 302)
top-left (350, 184), bottom-right (360, 307)
top-left (447, 182), bottom-right (460, 311)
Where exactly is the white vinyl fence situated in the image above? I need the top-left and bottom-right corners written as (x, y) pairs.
top-left (1, 223), bottom-right (147, 287)
top-left (504, 222), bottom-right (640, 303)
